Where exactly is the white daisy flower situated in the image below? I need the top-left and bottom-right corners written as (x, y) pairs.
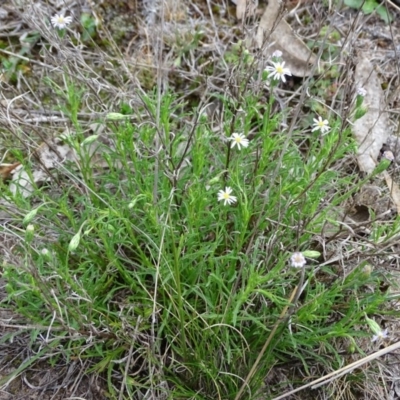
top-left (290, 252), bottom-right (306, 268)
top-left (51, 14), bottom-right (73, 29)
top-left (357, 87), bottom-right (367, 97)
top-left (312, 116), bottom-right (330, 134)
top-left (265, 61), bottom-right (291, 83)
top-left (230, 133), bottom-right (249, 150)
top-left (372, 328), bottom-right (389, 342)
top-left (217, 187), bottom-right (237, 206)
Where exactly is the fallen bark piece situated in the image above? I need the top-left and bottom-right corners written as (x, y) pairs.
top-left (353, 56), bottom-right (390, 174)
top-left (352, 56), bottom-right (400, 214)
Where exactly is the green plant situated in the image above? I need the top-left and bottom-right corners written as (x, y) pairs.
top-left (345, 0), bottom-right (393, 23)
top-left (80, 13), bottom-right (98, 41)
top-left (0, 31), bottom-right (40, 83)
top-left (0, 58), bottom-right (394, 399)
top-left (0, 3), bottom-right (398, 399)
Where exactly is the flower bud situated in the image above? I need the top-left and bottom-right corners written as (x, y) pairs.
top-left (354, 106), bottom-right (368, 120)
top-left (365, 315), bottom-right (381, 335)
top-left (25, 224), bottom-right (35, 242)
top-left (23, 209), bottom-right (39, 225)
top-left (68, 232), bottom-right (81, 252)
top-left (302, 250), bottom-right (321, 259)
top-left (81, 135), bottom-right (99, 146)
top-left (26, 224), bottom-right (34, 233)
top-left (106, 112), bottom-right (130, 121)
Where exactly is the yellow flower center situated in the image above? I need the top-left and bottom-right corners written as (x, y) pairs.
top-left (276, 66), bottom-right (284, 74)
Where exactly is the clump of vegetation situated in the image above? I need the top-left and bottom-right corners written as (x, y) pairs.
top-left (0, 2), bottom-right (399, 399)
